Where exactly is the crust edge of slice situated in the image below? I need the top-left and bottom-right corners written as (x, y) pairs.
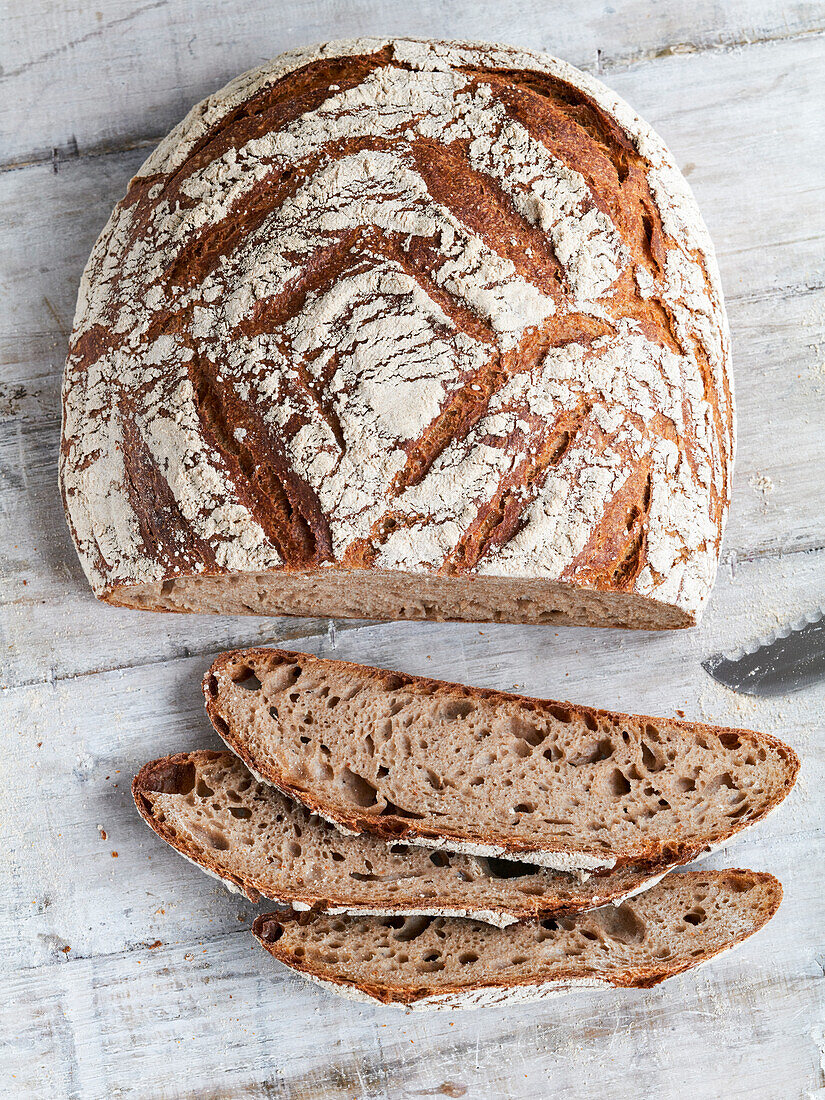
top-left (250, 869), bottom-right (783, 1009)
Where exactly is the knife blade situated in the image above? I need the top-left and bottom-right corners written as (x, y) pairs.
top-left (702, 609), bottom-right (825, 696)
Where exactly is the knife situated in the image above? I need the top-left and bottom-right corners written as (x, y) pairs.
top-left (702, 609), bottom-right (825, 696)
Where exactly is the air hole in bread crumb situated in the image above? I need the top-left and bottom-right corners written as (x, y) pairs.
top-left (229, 806), bottom-right (251, 819)
top-left (205, 674), bottom-right (219, 698)
top-left (438, 699), bottom-right (475, 721)
top-left (718, 732), bottom-right (741, 750)
top-left (641, 741), bottom-right (665, 773)
top-left (459, 952), bottom-right (479, 965)
top-left (705, 772), bottom-right (736, 795)
top-left (261, 922), bottom-right (284, 943)
top-left (608, 769), bottom-right (631, 796)
top-left (377, 765), bottom-right (389, 779)
top-left (548, 705), bottom-right (573, 723)
top-left (481, 857), bottom-right (538, 880)
top-left (195, 779), bottom-right (214, 798)
top-left (598, 905), bottom-right (646, 944)
top-left (509, 718), bottom-right (546, 747)
top-left (728, 803), bottom-right (750, 818)
top-left (570, 738), bottom-right (613, 766)
top-left (683, 909), bottom-right (705, 925)
top-left (393, 916), bottom-right (433, 942)
top-left (233, 668), bottom-right (262, 692)
top-left (338, 768), bottom-right (379, 808)
top-left (429, 851), bottom-right (451, 867)
top-left (583, 712), bottom-right (598, 732)
top-left (211, 715), bottom-right (230, 737)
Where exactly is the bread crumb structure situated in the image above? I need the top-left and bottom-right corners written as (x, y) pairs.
top-left (133, 749), bottom-right (669, 924)
top-left (204, 649), bottom-right (797, 871)
top-left (251, 870), bottom-right (781, 1008)
top-left (61, 37), bottom-right (733, 628)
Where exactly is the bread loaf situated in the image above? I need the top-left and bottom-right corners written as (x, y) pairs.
top-left (251, 870), bottom-right (782, 1008)
top-left (133, 750), bottom-right (669, 925)
top-left (204, 649), bottom-right (798, 872)
top-left (61, 37), bottom-right (732, 628)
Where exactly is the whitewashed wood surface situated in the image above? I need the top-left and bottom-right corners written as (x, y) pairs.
top-left (1, 2), bottom-right (824, 1097)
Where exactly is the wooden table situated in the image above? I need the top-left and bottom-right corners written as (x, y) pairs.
top-left (2, 3), bottom-right (824, 1096)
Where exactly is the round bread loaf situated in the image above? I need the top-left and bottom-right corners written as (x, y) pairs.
top-left (60, 37), bottom-right (733, 628)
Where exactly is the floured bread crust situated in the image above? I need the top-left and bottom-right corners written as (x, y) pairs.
top-left (61, 37), bottom-right (733, 626)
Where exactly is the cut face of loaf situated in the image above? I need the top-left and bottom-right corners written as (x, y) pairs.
top-left (252, 870), bottom-right (782, 1009)
top-left (205, 649), bottom-right (799, 872)
top-left (133, 751), bottom-right (668, 925)
top-left (61, 37), bottom-right (734, 630)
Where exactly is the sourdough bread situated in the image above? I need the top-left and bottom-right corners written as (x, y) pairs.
top-left (133, 750), bottom-right (670, 925)
top-left (205, 649), bottom-right (798, 872)
top-left (60, 37), bottom-right (732, 629)
top-left (251, 870), bottom-right (782, 1008)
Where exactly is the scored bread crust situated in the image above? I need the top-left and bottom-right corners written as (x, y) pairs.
top-left (60, 36), bottom-right (733, 630)
top-left (132, 750), bottom-right (673, 924)
top-left (250, 870), bottom-right (782, 1008)
top-left (204, 648), bottom-right (799, 872)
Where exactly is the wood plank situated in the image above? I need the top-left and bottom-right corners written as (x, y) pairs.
top-left (2, 548), bottom-right (822, 974)
top-left (2, 0), bottom-right (824, 164)
top-left (2, 912), bottom-right (820, 1100)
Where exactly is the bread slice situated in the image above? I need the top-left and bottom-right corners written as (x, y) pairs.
top-left (133, 750), bottom-right (671, 926)
top-left (204, 649), bottom-right (799, 873)
top-left (251, 869), bottom-right (782, 1009)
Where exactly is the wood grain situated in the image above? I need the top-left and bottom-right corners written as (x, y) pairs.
top-left (2, 0), bottom-right (824, 167)
top-left (1, 3), bottom-right (824, 1097)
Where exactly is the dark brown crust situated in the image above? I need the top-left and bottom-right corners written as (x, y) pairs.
top-left (203, 648), bottom-right (799, 870)
top-left (132, 750), bottom-right (665, 921)
top-left (250, 870), bottom-right (783, 1004)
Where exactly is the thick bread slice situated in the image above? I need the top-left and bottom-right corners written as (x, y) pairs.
top-left (204, 649), bottom-right (799, 873)
top-left (252, 869), bottom-right (782, 1009)
top-left (133, 751), bottom-right (668, 925)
